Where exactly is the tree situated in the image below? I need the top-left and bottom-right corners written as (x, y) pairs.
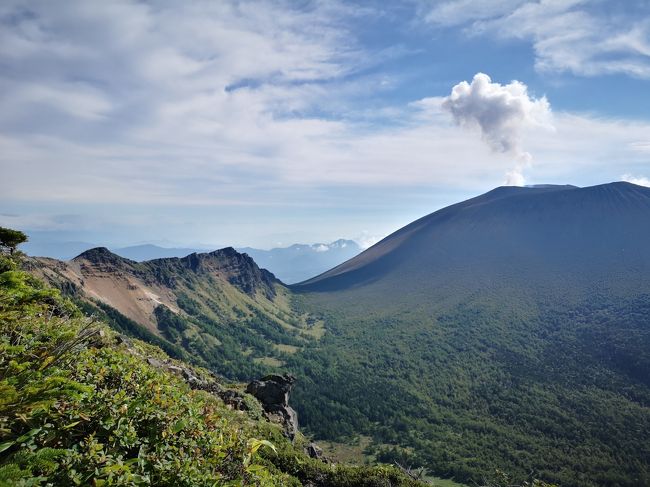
top-left (0, 226), bottom-right (28, 254)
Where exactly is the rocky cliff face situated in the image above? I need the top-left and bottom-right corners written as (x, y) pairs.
top-left (178, 248), bottom-right (278, 299)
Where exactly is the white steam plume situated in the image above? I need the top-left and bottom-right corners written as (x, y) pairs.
top-left (621, 174), bottom-right (650, 187)
top-left (442, 73), bottom-right (552, 185)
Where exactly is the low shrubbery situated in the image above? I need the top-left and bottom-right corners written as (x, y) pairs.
top-left (0, 249), bottom-right (424, 486)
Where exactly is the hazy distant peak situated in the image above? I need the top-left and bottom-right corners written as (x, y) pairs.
top-left (111, 244), bottom-right (205, 261)
top-left (310, 239), bottom-right (359, 252)
top-left (238, 239), bottom-right (362, 284)
top-left (329, 238), bottom-right (357, 248)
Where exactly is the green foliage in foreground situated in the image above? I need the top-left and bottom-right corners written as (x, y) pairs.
top-left (0, 252), bottom-right (426, 486)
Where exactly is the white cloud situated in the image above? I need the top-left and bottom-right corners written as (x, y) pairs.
top-left (0, 0), bottom-right (368, 203)
top-left (441, 72), bottom-right (553, 185)
top-left (424, 0), bottom-right (528, 26)
top-left (621, 174), bottom-right (650, 187)
top-left (7, 82), bottom-right (113, 121)
top-left (354, 231), bottom-right (384, 250)
top-left (424, 0), bottom-right (650, 79)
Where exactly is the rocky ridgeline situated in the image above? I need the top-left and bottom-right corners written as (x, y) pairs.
top-left (72, 246), bottom-right (279, 299)
top-left (182, 247), bottom-right (279, 299)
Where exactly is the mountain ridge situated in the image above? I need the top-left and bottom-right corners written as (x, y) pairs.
top-left (72, 245), bottom-right (280, 296)
top-left (25, 245), bottom-right (318, 379)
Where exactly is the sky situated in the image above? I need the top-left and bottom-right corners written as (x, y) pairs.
top-left (1, 0), bottom-right (650, 249)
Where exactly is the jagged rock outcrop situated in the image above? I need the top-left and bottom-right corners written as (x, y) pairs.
top-left (114, 336), bottom-right (300, 438)
top-left (246, 374), bottom-right (298, 440)
top-left (144, 356), bottom-right (254, 410)
top-left (115, 334), bottom-right (252, 410)
top-left (180, 247), bottom-right (278, 299)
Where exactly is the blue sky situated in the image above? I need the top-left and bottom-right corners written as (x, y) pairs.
top-left (1, 0), bottom-right (650, 249)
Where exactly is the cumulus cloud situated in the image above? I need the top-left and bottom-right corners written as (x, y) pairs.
top-left (441, 72), bottom-right (552, 185)
top-left (622, 174), bottom-right (650, 187)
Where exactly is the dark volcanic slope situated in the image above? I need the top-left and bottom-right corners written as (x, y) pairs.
top-left (296, 182), bottom-right (650, 294)
top-left (287, 182), bottom-right (650, 487)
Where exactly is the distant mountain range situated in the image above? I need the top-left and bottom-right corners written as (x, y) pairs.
top-left (111, 244), bottom-right (207, 261)
top-left (20, 241), bottom-right (209, 261)
top-left (239, 239), bottom-right (361, 284)
top-left (21, 239), bottom-right (362, 284)
top-left (20, 240), bottom-right (99, 261)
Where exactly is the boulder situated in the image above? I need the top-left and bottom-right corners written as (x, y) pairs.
top-left (246, 374), bottom-right (298, 440)
top-left (304, 443), bottom-right (324, 460)
top-left (218, 389), bottom-right (250, 411)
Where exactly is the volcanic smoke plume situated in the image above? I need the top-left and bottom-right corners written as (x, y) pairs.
top-left (442, 72), bottom-right (552, 185)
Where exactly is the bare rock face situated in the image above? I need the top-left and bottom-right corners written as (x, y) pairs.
top-left (246, 374), bottom-right (298, 440)
top-left (180, 248), bottom-right (278, 299)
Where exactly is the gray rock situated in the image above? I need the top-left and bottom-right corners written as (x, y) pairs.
top-left (246, 374), bottom-right (298, 440)
top-left (218, 389), bottom-right (250, 411)
top-left (304, 443), bottom-right (324, 460)
top-left (246, 374), bottom-right (295, 405)
top-left (115, 334), bottom-right (135, 348)
top-left (146, 357), bottom-right (165, 368)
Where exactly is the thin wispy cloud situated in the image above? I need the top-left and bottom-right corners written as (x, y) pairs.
top-left (424, 0), bottom-right (650, 79)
